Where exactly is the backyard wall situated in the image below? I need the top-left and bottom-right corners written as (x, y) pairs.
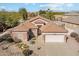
top-left (11, 31), bottom-right (28, 44)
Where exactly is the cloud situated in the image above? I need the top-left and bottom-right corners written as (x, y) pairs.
top-left (39, 3), bottom-right (65, 11)
top-left (39, 3), bottom-right (74, 11)
top-left (66, 4), bottom-right (73, 7)
top-left (39, 4), bottom-right (62, 8)
top-left (24, 3), bottom-right (36, 6)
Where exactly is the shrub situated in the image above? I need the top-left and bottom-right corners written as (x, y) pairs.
top-left (75, 37), bottom-right (79, 42)
top-left (30, 40), bottom-right (35, 44)
top-left (32, 37), bottom-right (36, 40)
top-left (18, 42), bottom-right (29, 50)
top-left (37, 47), bottom-right (41, 50)
top-left (17, 42), bottom-right (33, 56)
top-left (0, 34), bottom-right (14, 42)
top-left (23, 49), bottom-right (33, 56)
top-left (2, 45), bottom-right (8, 50)
top-left (70, 32), bottom-right (78, 38)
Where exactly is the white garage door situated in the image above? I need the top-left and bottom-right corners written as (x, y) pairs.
top-left (45, 34), bottom-right (64, 42)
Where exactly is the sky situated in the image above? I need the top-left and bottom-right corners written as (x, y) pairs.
top-left (0, 3), bottom-right (79, 12)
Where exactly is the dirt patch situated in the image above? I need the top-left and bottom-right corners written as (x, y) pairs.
top-left (0, 41), bottom-right (24, 56)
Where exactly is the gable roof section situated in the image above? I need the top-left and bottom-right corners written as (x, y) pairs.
top-left (33, 19), bottom-right (46, 24)
top-left (12, 22), bottom-right (37, 32)
top-left (26, 15), bottom-right (52, 23)
top-left (40, 22), bottom-right (68, 33)
top-left (12, 15), bottom-right (52, 32)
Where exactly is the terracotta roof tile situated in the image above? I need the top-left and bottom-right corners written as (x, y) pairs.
top-left (40, 22), bottom-right (68, 33)
top-left (26, 15), bottom-right (52, 22)
top-left (12, 22), bottom-right (37, 32)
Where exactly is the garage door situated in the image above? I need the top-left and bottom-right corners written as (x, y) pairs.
top-left (45, 34), bottom-right (64, 42)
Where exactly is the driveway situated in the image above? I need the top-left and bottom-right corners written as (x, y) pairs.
top-left (44, 43), bottom-right (78, 56)
top-left (31, 35), bottom-right (79, 56)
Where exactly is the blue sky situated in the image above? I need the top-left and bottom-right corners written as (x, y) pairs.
top-left (0, 3), bottom-right (79, 12)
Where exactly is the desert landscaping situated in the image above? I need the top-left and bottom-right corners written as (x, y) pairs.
top-left (0, 3), bottom-right (79, 56)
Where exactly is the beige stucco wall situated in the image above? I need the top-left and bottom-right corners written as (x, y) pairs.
top-left (65, 23), bottom-right (79, 29)
top-left (11, 31), bottom-right (28, 44)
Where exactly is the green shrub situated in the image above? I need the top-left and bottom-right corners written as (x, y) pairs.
top-left (30, 40), bottom-right (35, 44)
top-left (75, 37), bottom-right (79, 42)
top-left (32, 37), bottom-right (36, 40)
top-left (23, 49), bottom-right (33, 56)
top-left (18, 42), bottom-right (29, 50)
top-left (37, 47), bottom-right (41, 50)
top-left (70, 32), bottom-right (78, 38)
top-left (0, 34), bottom-right (14, 42)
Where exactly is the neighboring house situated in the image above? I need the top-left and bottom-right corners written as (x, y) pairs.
top-left (11, 15), bottom-right (67, 44)
top-left (62, 16), bottom-right (79, 34)
top-left (54, 13), bottom-right (79, 35)
top-left (64, 12), bottom-right (79, 16)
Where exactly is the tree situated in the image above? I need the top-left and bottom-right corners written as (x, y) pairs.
top-left (0, 10), bottom-right (21, 29)
top-left (0, 11), bottom-right (7, 23)
top-left (39, 10), bottom-right (46, 15)
top-left (19, 8), bottom-right (28, 20)
top-left (30, 12), bottom-right (36, 17)
top-left (6, 16), bottom-right (19, 27)
top-left (46, 11), bottom-right (55, 20)
top-left (0, 22), bottom-right (8, 32)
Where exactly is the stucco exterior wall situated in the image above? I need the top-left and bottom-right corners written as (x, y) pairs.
top-left (11, 31), bottom-right (28, 44)
top-left (65, 23), bottom-right (79, 29)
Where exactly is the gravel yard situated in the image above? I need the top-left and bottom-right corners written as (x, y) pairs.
top-left (0, 41), bottom-right (24, 56)
top-left (0, 35), bottom-right (79, 56)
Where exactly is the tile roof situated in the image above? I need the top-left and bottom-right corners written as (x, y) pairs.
top-left (26, 15), bottom-right (52, 23)
top-left (40, 22), bottom-right (68, 33)
top-left (12, 22), bottom-right (37, 32)
top-left (12, 15), bottom-right (51, 32)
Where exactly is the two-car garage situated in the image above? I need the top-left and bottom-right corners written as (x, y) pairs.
top-left (44, 34), bottom-right (65, 42)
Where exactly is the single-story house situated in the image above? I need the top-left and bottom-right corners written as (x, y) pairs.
top-left (11, 15), bottom-right (68, 43)
top-left (11, 15), bottom-right (51, 43)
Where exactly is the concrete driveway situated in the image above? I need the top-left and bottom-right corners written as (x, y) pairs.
top-left (44, 43), bottom-right (78, 56)
top-left (31, 35), bottom-right (79, 56)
